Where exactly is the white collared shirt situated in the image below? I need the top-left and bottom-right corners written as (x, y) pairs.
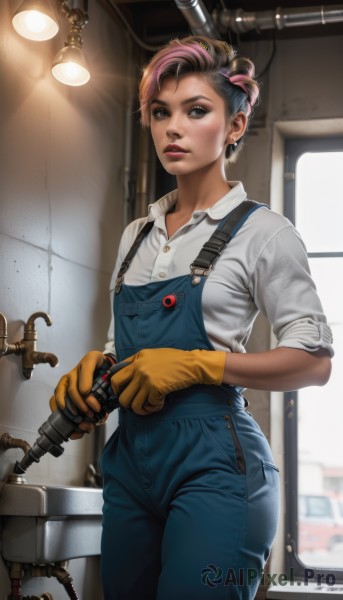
top-left (104, 181), bottom-right (333, 359)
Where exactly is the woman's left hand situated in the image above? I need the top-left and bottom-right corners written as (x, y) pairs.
top-left (110, 348), bottom-right (226, 415)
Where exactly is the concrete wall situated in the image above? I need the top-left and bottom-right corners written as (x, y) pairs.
top-left (0, 1), bottom-right (132, 597)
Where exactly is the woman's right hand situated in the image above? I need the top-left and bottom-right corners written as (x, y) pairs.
top-left (49, 350), bottom-right (107, 439)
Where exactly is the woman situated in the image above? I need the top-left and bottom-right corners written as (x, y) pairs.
top-left (51, 36), bottom-right (333, 599)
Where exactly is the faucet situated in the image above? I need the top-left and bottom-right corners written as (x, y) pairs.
top-left (0, 312), bottom-right (59, 379)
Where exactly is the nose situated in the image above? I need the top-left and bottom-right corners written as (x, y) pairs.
top-left (166, 113), bottom-right (183, 139)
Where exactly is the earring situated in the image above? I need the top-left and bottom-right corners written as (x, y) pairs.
top-left (232, 138), bottom-right (238, 148)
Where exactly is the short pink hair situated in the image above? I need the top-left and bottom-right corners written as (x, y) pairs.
top-left (139, 35), bottom-right (259, 127)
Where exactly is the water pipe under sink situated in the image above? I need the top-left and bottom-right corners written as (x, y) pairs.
top-left (0, 433), bottom-right (103, 599)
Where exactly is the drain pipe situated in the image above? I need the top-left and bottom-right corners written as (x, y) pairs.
top-left (31, 563), bottom-right (79, 600)
top-left (213, 5), bottom-right (343, 34)
top-left (8, 562), bottom-right (23, 599)
top-left (8, 562), bottom-right (79, 600)
top-left (174, 0), bottom-right (220, 38)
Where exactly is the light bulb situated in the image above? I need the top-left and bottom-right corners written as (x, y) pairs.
top-left (52, 61), bottom-right (90, 87)
top-left (52, 44), bottom-right (90, 86)
top-left (12, 3), bottom-right (59, 41)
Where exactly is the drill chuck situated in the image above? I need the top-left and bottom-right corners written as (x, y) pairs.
top-left (13, 360), bottom-right (127, 474)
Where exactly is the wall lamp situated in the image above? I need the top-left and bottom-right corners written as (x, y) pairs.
top-left (12, 0), bottom-right (90, 87)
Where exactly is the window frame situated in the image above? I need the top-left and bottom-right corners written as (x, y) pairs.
top-left (283, 136), bottom-right (343, 584)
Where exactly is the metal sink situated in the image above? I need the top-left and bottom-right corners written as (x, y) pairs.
top-left (0, 481), bottom-right (103, 562)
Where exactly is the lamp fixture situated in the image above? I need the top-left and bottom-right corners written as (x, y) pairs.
top-left (12, 0), bottom-right (90, 87)
top-left (12, 0), bottom-right (59, 41)
top-left (51, 3), bottom-right (90, 86)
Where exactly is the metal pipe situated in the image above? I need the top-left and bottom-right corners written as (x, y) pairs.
top-left (8, 562), bottom-right (24, 600)
top-left (215, 5), bottom-right (343, 34)
top-left (174, 0), bottom-right (220, 38)
top-left (0, 432), bottom-right (32, 457)
top-left (50, 563), bottom-right (79, 600)
top-left (0, 313), bottom-right (20, 357)
top-left (123, 40), bottom-right (137, 228)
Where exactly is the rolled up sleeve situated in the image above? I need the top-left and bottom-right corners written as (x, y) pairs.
top-left (252, 224), bottom-right (334, 357)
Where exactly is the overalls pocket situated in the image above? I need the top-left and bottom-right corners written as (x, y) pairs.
top-left (200, 416), bottom-right (246, 474)
top-left (117, 293), bottom-right (185, 352)
top-left (261, 460), bottom-right (280, 484)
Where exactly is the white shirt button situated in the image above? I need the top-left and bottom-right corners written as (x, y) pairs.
top-left (163, 245), bottom-right (171, 253)
top-left (159, 272), bottom-right (167, 278)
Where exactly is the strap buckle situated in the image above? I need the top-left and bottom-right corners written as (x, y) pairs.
top-left (190, 264), bottom-right (212, 285)
top-left (115, 275), bottom-right (124, 294)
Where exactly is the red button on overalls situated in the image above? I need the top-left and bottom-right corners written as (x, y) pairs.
top-left (162, 294), bottom-right (177, 308)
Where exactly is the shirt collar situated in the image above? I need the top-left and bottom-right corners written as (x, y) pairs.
top-left (147, 181), bottom-right (247, 222)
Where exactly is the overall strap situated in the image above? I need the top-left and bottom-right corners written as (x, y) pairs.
top-left (115, 221), bottom-right (154, 293)
top-left (115, 200), bottom-right (266, 293)
top-left (190, 200), bottom-right (266, 284)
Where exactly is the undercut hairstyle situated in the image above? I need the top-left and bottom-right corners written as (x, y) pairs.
top-left (139, 35), bottom-right (260, 161)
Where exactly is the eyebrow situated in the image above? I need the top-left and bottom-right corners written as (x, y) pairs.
top-left (150, 95), bottom-right (213, 106)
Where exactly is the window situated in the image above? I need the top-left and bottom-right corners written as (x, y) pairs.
top-left (284, 138), bottom-right (343, 583)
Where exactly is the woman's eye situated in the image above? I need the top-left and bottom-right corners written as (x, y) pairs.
top-left (189, 105), bottom-right (208, 118)
top-left (151, 107), bottom-right (169, 120)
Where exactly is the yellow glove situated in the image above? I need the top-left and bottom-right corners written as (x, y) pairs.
top-left (49, 350), bottom-right (108, 439)
top-left (111, 348), bottom-right (226, 416)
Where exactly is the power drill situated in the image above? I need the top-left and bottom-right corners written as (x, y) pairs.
top-left (13, 360), bottom-right (128, 475)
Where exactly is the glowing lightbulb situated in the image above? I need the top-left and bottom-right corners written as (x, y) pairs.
top-left (12, 8), bottom-right (59, 41)
top-left (65, 62), bottom-right (83, 81)
top-left (52, 60), bottom-right (90, 87)
top-left (25, 10), bottom-right (46, 33)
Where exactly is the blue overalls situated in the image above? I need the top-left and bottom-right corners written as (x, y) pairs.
top-left (100, 201), bottom-right (280, 600)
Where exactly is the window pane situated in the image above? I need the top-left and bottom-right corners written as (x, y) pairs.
top-left (295, 152), bottom-right (343, 253)
top-left (295, 148), bottom-right (343, 569)
top-left (297, 258), bottom-right (343, 568)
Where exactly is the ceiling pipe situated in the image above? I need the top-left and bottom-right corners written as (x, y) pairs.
top-left (213, 5), bottom-right (343, 34)
top-left (174, 0), bottom-right (220, 38)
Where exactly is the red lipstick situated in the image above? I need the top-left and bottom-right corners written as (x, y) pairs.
top-left (163, 144), bottom-right (189, 158)
top-left (164, 144), bottom-right (188, 152)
